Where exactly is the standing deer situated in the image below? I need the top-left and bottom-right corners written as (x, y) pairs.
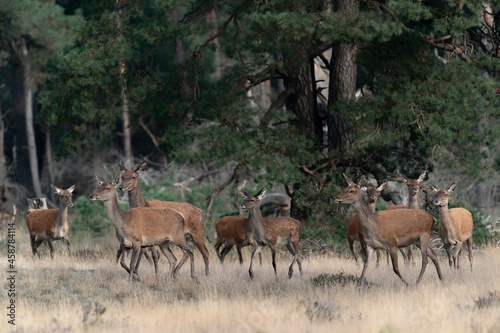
top-left (240, 188), bottom-right (302, 279)
top-left (117, 161), bottom-right (210, 276)
top-left (89, 175), bottom-right (196, 281)
top-left (214, 216), bottom-right (262, 265)
top-left (385, 171), bottom-right (428, 264)
top-left (429, 183), bottom-right (473, 270)
top-left (26, 184), bottom-right (75, 258)
top-left (334, 174), bottom-right (442, 285)
top-left (346, 181), bottom-right (387, 263)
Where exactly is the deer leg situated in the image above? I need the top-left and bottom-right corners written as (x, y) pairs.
top-left (128, 245), bottom-right (141, 282)
top-left (467, 237), bottom-right (473, 271)
top-left (214, 240), bottom-right (224, 263)
top-left (359, 246), bottom-right (375, 285)
top-left (159, 242), bottom-right (177, 279)
top-left (47, 239), bottom-right (55, 259)
top-left (399, 248), bottom-right (409, 265)
top-left (149, 246), bottom-right (160, 279)
top-left (389, 247), bottom-right (408, 285)
top-left (444, 244), bottom-right (453, 268)
top-left (415, 238), bottom-right (429, 284)
top-left (407, 246), bottom-right (415, 266)
top-left (452, 241), bottom-right (463, 269)
top-left (119, 248), bottom-right (141, 281)
top-left (248, 245), bottom-right (262, 279)
top-left (285, 241), bottom-right (302, 278)
top-left (426, 246), bottom-right (443, 280)
top-left (30, 235), bottom-right (40, 258)
top-left (375, 249), bottom-right (380, 267)
top-left (191, 231), bottom-right (210, 276)
top-left (270, 246), bottom-right (277, 277)
top-left (173, 242), bottom-right (197, 281)
top-left (116, 246), bottom-right (122, 263)
top-left (220, 244), bottom-right (233, 264)
top-left (34, 238), bottom-right (44, 257)
top-left (236, 245), bottom-right (244, 264)
top-left (63, 237), bottom-right (73, 256)
top-left (348, 239), bottom-right (358, 263)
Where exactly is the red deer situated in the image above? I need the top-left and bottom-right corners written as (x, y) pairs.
top-left (214, 216), bottom-right (262, 265)
top-left (346, 181), bottom-right (387, 263)
top-left (385, 171), bottom-right (428, 264)
top-left (429, 183), bottom-right (473, 270)
top-left (334, 174), bottom-right (442, 285)
top-left (240, 188), bottom-right (302, 279)
top-left (117, 161), bottom-right (209, 276)
top-left (26, 184), bottom-right (75, 258)
top-left (89, 175), bottom-right (196, 281)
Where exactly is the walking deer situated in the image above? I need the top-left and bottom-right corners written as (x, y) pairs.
top-left (214, 216), bottom-right (262, 265)
top-left (429, 183), bottom-right (473, 270)
top-left (26, 184), bottom-right (75, 258)
top-left (240, 188), bottom-right (302, 279)
top-left (334, 174), bottom-right (442, 285)
top-left (89, 175), bottom-right (196, 281)
top-left (346, 181), bottom-right (386, 263)
top-left (117, 161), bottom-right (210, 276)
top-left (385, 171), bottom-right (428, 264)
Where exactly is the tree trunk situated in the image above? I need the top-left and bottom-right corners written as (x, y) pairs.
top-left (0, 102), bottom-right (7, 184)
top-left (327, 0), bottom-right (359, 151)
top-left (22, 38), bottom-right (42, 197)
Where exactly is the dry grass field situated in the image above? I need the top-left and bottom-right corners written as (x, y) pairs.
top-left (2, 224), bottom-right (500, 333)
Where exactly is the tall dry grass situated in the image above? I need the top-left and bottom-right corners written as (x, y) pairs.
top-left (2, 225), bottom-right (500, 333)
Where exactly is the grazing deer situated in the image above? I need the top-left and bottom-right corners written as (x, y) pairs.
top-left (89, 175), bottom-right (196, 281)
top-left (429, 183), bottom-right (473, 270)
top-left (26, 185), bottom-right (75, 259)
top-left (214, 216), bottom-right (262, 265)
top-left (346, 181), bottom-right (387, 263)
top-left (117, 161), bottom-right (210, 276)
top-left (334, 174), bottom-right (442, 285)
top-left (240, 188), bottom-right (302, 279)
top-left (385, 171), bottom-right (427, 264)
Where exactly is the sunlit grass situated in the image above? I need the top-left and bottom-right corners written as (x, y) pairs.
top-left (3, 224), bottom-right (500, 332)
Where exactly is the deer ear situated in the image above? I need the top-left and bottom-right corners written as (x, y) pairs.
top-left (377, 182), bottom-right (386, 192)
top-left (67, 185), bottom-right (76, 193)
top-left (95, 174), bottom-right (104, 185)
top-left (448, 183), bottom-right (456, 192)
top-left (50, 184), bottom-right (62, 195)
top-left (343, 173), bottom-right (355, 187)
top-left (116, 161), bottom-right (127, 173)
top-left (136, 161), bottom-right (147, 174)
top-left (417, 171), bottom-right (427, 183)
top-left (429, 183), bottom-right (438, 193)
top-left (240, 190), bottom-right (250, 199)
top-left (112, 173), bottom-right (120, 186)
top-left (399, 173), bottom-right (408, 183)
top-left (256, 188), bottom-right (267, 200)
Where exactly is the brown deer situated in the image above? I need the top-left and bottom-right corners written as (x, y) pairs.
top-left (26, 184), bottom-right (75, 258)
top-left (334, 174), bottom-right (442, 285)
top-left (214, 216), bottom-right (262, 265)
top-left (240, 188), bottom-right (302, 279)
top-left (89, 175), bottom-right (196, 281)
top-left (117, 161), bottom-right (210, 276)
top-left (429, 183), bottom-right (473, 270)
top-left (385, 171), bottom-right (428, 264)
top-left (346, 181), bottom-right (387, 263)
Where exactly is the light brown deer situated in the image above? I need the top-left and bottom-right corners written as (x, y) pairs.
top-left (346, 181), bottom-right (386, 263)
top-left (214, 216), bottom-right (262, 265)
top-left (385, 171), bottom-right (428, 264)
top-left (117, 161), bottom-right (210, 276)
top-left (429, 183), bottom-right (473, 270)
top-left (89, 175), bottom-right (196, 281)
top-left (334, 174), bottom-right (442, 285)
top-left (26, 184), bottom-right (75, 258)
top-left (240, 188), bottom-right (302, 279)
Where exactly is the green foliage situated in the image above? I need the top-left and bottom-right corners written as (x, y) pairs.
top-left (70, 196), bottom-right (113, 237)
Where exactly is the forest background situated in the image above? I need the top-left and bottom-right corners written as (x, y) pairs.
top-left (1, 0), bottom-right (500, 251)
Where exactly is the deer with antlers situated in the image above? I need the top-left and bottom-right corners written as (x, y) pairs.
top-left (429, 183), bottom-right (473, 270)
top-left (334, 174), bottom-right (442, 285)
top-left (89, 175), bottom-right (196, 281)
top-left (26, 184), bottom-right (75, 258)
top-left (117, 161), bottom-right (210, 276)
top-left (240, 188), bottom-right (302, 279)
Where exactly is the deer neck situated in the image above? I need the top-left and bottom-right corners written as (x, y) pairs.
top-left (436, 205), bottom-right (456, 235)
top-left (55, 204), bottom-right (69, 238)
top-left (367, 201), bottom-right (376, 213)
top-left (127, 183), bottom-right (147, 208)
top-left (246, 206), bottom-right (269, 246)
top-left (102, 196), bottom-right (127, 235)
top-left (351, 199), bottom-right (379, 235)
top-left (408, 192), bottom-right (419, 209)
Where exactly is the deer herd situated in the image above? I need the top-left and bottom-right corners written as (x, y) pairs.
top-left (25, 162), bottom-right (474, 286)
